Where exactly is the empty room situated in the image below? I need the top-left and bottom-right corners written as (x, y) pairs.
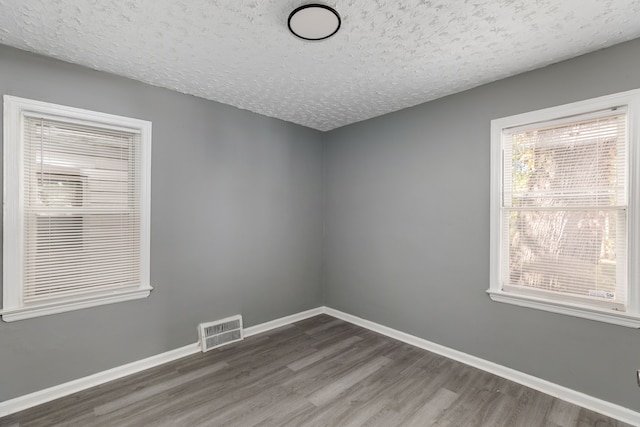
top-left (1, 1), bottom-right (640, 426)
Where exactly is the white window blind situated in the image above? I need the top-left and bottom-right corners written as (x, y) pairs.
top-left (501, 109), bottom-right (628, 311)
top-left (23, 117), bottom-right (142, 304)
top-left (3, 96), bottom-right (151, 322)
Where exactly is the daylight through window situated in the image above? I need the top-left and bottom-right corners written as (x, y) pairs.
top-left (489, 89), bottom-right (640, 327)
top-left (2, 96), bottom-right (152, 321)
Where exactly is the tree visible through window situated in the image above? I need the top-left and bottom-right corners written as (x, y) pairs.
top-left (490, 89), bottom-right (640, 326)
top-left (506, 114), bottom-right (624, 305)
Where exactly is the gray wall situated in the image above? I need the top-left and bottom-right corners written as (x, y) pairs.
top-left (0, 45), bottom-right (325, 402)
top-left (3, 36), bottom-right (640, 412)
top-left (324, 38), bottom-right (640, 411)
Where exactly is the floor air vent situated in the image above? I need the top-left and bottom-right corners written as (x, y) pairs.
top-left (198, 315), bottom-right (244, 352)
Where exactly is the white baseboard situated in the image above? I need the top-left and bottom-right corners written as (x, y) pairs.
top-left (323, 306), bottom-right (640, 426)
top-left (0, 306), bottom-right (323, 418)
top-left (244, 307), bottom-right (325, 337)
top-left (0, 343), bottom-right (200, 418)
top-left (3, 306), bottom-right (638, 425)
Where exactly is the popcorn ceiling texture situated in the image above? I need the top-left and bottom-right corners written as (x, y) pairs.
top-left (1, 0), bottom-right (640, 131)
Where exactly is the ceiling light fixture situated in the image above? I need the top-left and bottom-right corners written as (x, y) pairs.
top-left (288, 4), bottom-right (341, 41)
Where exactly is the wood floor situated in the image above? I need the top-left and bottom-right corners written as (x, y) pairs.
top-left (1, 314), bottom-right (631, 427)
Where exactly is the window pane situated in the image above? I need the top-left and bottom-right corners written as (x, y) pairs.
top-left (38, 174), bottom-right (83, 207)
top-left (506, 113), bottom-right (626, 208)
top-left (507, 209), bottom-right (620, 302)
top-left (501, 110), bottom-right (628, 309)
top-left (23, 117), bottom-right (141, 304)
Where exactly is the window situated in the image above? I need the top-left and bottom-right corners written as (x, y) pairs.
top-left (2, 96), bottom-right (152, 321)
top-left (489, 89), bottom-right (640, 327)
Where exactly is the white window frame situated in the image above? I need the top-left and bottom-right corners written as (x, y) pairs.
top-left (488, 89), bottom-right (640, 328)
top-left (2, 96), bottom-right (152, 321)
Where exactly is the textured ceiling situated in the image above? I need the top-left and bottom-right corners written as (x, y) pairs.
top-left (1, 1), bottom-right (640, 131)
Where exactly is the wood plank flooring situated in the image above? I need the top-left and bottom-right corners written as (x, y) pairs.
top-left (0, 314), bottom-right (632, 426)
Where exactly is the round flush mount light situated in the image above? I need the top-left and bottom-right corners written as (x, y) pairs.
top-left (288, 4), bottom-right (341, 41)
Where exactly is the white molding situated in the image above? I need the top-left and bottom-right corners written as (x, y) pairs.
top-left (491, 89), bottom-right (640, 131)
top-left (0, 343), bottom-right (200, 418)
top-left (626, 92), bottom-right (640, 314)
top-left (244, 307), bottom-right (325, 337)
top-left (4, 95), bottom-right (151, 133)
top-left (3, 305), bottom-right (638, 425)
top-left (3, 95), bottom-right (25, 313)
top-left (0, 287), bottom-right (153, 322)
top-left (2, 95), bottom-right (153, 322)
top-left (487, 290), bottom-right (640, 328)
top-left (323, 306), bottom-right (640, 426)
top-left (489, 88), bottom-right (640, 326)
top-left (0, 307), bottom-right (323, 417)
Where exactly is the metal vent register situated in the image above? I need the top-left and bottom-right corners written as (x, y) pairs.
top-left (198, 315), bottom-right (243, 352)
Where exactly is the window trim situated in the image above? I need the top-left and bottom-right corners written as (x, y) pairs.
top-left (2, 95), bottom-right (152, 322)
top-left (488, 89), bottom-right (640, 328)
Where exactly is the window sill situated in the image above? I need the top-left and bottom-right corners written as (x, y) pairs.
top-left (1, 286), bottom-right (152, 322)
top-left (487, 289), bottom-right (640, 328)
